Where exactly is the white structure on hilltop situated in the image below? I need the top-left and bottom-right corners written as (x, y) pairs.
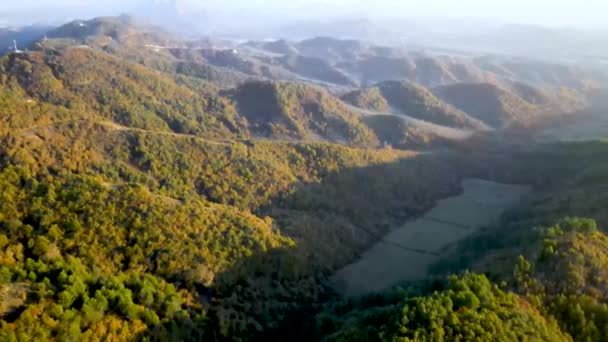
top-left (12, 40), bottom-right (23, 53)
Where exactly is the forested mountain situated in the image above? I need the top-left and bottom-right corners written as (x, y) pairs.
top-left (1, 48), bottom-right (248, 138)
top-left (313, 139), bottom-right (608, 341)
top-left (432, 82), bottom-right (586, 128)
top-left (45, 16), bottom-right (176, 48)
top-left (243, 36), bottom-right (606, 89)
top-left (341, 80), bottom-right (588, 132)
top-left (228, 81), bottom-right (377, 145)
top-left (35, 18), bottom-right (606, 93)
top-left (1, 14), bottom-right (608, 341)
top-left (361, 115), bottom-right (457, 149)
top-left (341, 87), bottom-right (388, 112)
top-left (432, 82), bottom-right (542, 128)
top-left (361, 80), bottom-right (488, 130)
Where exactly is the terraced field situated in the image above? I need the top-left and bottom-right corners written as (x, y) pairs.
top-left (331, 179), bottom-right (530, 296)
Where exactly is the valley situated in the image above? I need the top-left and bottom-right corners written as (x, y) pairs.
top-left (349, 105), bottom-right (475, 142)
top-left (0, 13), bottom-right (608, 342)
top-left (332, 179), bottom-right (530, 296)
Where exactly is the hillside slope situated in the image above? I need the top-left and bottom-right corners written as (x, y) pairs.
top-left (433, 82), bottom-right (543, 128)
top-left (370, 81), bottom-right (488, 130)
top-left (229, 81), bottom-right (378, 146)
top-left (362, 115), bottom-right (458, 149)
top-left (0, 49), bottom-right (248, 139)
top-left (341, 87), bottom-right (388, 112)
top-left (44, 16), bottom-right (175, 49)
top-left (2, 16), bottom-right (608, 342)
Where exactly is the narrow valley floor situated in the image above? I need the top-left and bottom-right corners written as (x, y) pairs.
top-left (331, 179), bottom-right (530, 296)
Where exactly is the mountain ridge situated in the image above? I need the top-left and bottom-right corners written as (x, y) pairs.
top-left (2, 15), bottom-right (608, 342)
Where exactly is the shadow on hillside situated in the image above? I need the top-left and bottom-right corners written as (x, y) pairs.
top-left (143, 142), bottom-right (573, 340)
top-left (138, 243), bottom-right (326, 341)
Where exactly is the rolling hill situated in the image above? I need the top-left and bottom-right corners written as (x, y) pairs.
top-left (277, 54), bottom-right (356, 86)
top-left (29, 18), bottom-right (608, 96)
top-left (0, 48), bottom-right (248, 138)
top-left (228, 81), bottom-right (377, 146)
top-left (313, 139), bottom-right (608, 342)
top-left (341, 87), bottom-right (389, 112)
top-left (36, 16), bottom-right (255, 89)
top-left (2, 15), bottom-right (608, 342)
top-left (373, 80), bottom-right (488, 130)
top-left (341, 85), bottom-right (477, 147)
top-left (44, 15), bottom-right (175, 48)
top-left (361, 115), bottom-right (455, 149)
top-left (0, 72), bottom-right (477, 339)
top-left (0, 48), bottom-right (383, 148)
top-left (432, 82), bottom-right (544, 128)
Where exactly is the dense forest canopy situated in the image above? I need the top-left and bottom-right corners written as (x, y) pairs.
top-left (1, 14), bottom-right (608, 341)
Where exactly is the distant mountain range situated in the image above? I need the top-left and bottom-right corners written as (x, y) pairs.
top-left (0, 15), bottom-right (603, 147)
top-left (4, 5), bottom-right (608, 66)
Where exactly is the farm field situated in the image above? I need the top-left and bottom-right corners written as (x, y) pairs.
top-left (331, 179), bottom-right (530, 296)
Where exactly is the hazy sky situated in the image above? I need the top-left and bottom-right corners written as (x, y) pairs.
top-left (2, 0), bottom-right (608, 29)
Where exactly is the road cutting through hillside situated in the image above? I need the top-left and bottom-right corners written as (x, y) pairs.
top-left (331, 178), bottom-right (530, 297)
